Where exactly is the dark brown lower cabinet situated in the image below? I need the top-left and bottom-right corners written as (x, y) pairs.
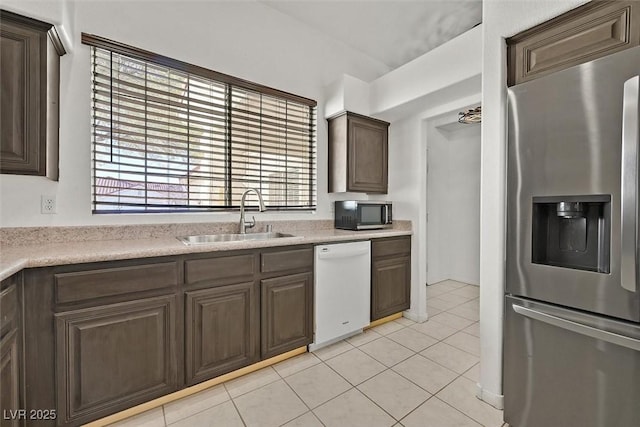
top-left (0, 330), bottom-right (20, 427)
top-left (185, 282), bottom-right (258, 385)
top-left (261, 272), bottom-right (313, 359)
top-left (371, 236), bottom-right (411, 321)
top-left (371, 256), bottom-right (411, 320)
top-left (55, 295), bottom-right (178, 426)
top-left (0, 274), bottom-right (20, 427)
top-left (17, 244), bottom-right (317, 425)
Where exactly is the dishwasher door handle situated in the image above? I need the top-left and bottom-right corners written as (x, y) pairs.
top-left (317, 248), bottom-right (370, 260)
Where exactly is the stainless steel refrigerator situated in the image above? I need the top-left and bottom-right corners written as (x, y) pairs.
top-left (505, 46), bottom-right (640, 427)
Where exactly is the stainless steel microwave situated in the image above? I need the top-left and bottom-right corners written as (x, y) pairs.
top-left (334, 201), bottom-right (392, 230)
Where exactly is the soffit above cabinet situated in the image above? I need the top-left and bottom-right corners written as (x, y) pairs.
top-left (261, 0), bottom-right (482, 69)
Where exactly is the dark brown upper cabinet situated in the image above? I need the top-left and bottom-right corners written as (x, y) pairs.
top-left (328, 111), bottom-right (390, 194)
top-left (507, 1), bottom-right (640, 86)
top-left (0, 10), bottom-right (65, 179)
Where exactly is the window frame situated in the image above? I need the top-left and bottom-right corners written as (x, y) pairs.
top-left (82, 33), bottom-right (317, 214)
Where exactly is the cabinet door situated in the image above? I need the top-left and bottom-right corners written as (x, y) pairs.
top-left (371, 256), bottom-right (411, 321)
top-left (0, 17), bottom-right (44, 175)
top-left (261, 273), bottom-right (313, 359)
top-left (507, 1), bottom-right (640, 86)
top-left (0, 11), bottom-right (62, 178)
top-left (0, 330), bottom-right (20, 427)
top-left (55, 295), bottom-right (178, 425)
top-left (0, 280), bottom-right (18, 339)
top-left (348, 116), bottom-right (388, 193)
top-left (185, 282), bottom-right (258, 386)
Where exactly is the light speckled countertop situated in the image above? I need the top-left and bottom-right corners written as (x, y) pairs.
top-left (0, 225), bottom-right (411, 281)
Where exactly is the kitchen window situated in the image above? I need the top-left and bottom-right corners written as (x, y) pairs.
top-left (83, 34), bottom-right (317, 213)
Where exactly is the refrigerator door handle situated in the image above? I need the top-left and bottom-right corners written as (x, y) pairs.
top-left (513, 304), bottom-right (640, 352)
top-left (620, 75), bottom-right (640, 293)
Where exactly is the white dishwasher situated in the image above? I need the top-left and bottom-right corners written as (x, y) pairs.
top-left (310, 240), bottom-right (371, 350)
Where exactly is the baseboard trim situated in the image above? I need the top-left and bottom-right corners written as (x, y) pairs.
top-left (403, 309), bottom-right (428, 323)
top-left (365, 312), bottom-right (403, 329)
top-left (85, 346), bottom-right (307, 426)
top-left (476, 383), bottom-right (504, 409)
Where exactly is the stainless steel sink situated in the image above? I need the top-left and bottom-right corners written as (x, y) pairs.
top-left (178, 232), bottom-right (295, 245)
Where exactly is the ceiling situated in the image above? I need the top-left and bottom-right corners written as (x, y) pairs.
top-left (262, 0), bottom-right (482, 70)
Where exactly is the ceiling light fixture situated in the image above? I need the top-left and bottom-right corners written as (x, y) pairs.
top-left (458, 106), bottom-right (482, 124)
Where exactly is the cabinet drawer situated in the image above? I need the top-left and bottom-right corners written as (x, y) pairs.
top-left (372, 236), bottom-right (411, 258)
top-left (185, 253), bottom-right (256, 284)
top-left (0, 282), bottom-right (17, 338)
top-left (261, 247), bottom-right (313, 273)
top-left (54, 261), bottom-right (178, 304)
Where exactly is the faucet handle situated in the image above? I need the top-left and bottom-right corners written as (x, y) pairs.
top-left (245, 216), bottom-right (256, 231)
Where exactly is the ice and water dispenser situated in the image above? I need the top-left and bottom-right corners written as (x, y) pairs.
top-left (531, 195), bottom-right (611, 273)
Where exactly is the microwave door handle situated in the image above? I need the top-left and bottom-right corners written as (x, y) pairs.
top-left (384, 205), bottom-right (390, 224)
top-left (621, 75), bottom-right (640, 293)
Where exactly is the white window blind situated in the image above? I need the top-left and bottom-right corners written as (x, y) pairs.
top-left (86, 35), bottom-right (316, 213)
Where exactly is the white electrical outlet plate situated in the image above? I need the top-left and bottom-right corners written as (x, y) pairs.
top-left (41, 195), bottom-right (56, 214)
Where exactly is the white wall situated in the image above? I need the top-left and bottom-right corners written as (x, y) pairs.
top-left (426, 123), bottom-right (450, 285)
top-left (324, 75), bottom-right (372, 118)
top-left (370, 24), bottom-right (482, 118)
top-left (0, 0), bottom-right (389, 227)
top-left (314, 25), bottom-right (481, 323)
top-left (385, 112), bottom-right (426, 320)
top-left (478, 0), bottom-right (590, 408)
top-left (374, 91), bottom-right (481, 324)
top-left (369, 26), bottom-right (482, 323)
top-left (1, 0), bottom-right (74, 49)
top-left (447, 125), bottom-right (481, 285)
top-left (427, 118), bottom-right (481, 286)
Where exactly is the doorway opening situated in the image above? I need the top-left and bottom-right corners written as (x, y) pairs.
top-left (425, 108), bottom-right (481, 298)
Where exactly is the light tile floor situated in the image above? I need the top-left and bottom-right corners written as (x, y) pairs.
top-left (111, 280), bottom-right (506, 427)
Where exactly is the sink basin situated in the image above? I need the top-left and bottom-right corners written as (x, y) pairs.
top-left (178, 232), bottom-right (295, 245)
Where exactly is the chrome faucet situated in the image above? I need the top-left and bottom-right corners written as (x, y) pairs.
top-left (239, 188), bottom-right (266, 234)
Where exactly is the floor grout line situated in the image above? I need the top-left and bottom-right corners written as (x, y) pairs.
top-left (114, 280), bottom-right (500, 427)
top-left (269, 357), bottom-right (320, 425)
top-left (161, 404), bottom-right (167, 427)
top-left (314, 342), bottom-right (424, 422)
top-left (228, 396), bottom-right (248, 427)
top-left (431, 395), bottom-right (486, 427)
top-left (355, 373), bottom-right (425, 423)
